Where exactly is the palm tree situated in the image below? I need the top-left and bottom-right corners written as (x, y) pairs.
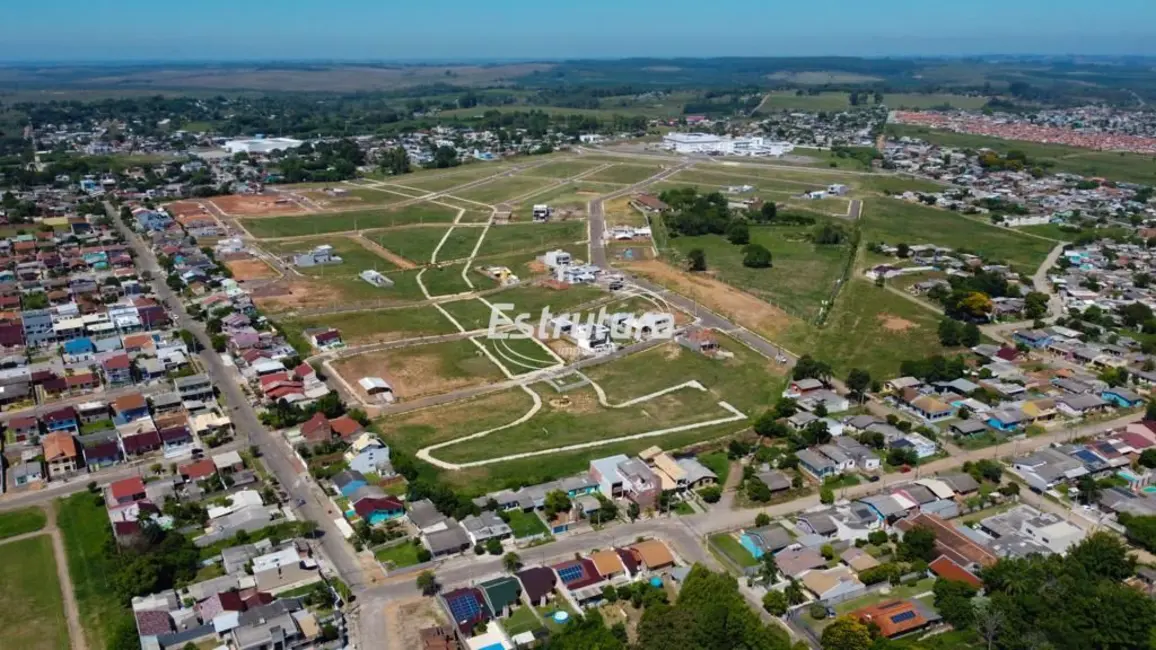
top-left (758, 552), bottom-right (779, 587)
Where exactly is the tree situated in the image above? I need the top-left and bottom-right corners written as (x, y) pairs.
top-left (627, 502), bottom-right (640, 521)
top-left (896, 242), bottom-right (910, 258)
top-left (726, 220), bottom-right (750, 245)
top-left (742, 243), bottom-right (772, 268)
top-left (1140, 449), bottom-right (1156, 469)
top-left (820, 486), bottom-right (835, 505)
top-left (754, 201), bottom-right (778, 223)
top-left (755, 513), bottom-right (771, 527)
top-left (686, 248), bottom-right (707, 271)
top-left (784, 579), bottom-right (805, 605)
top-left (762, 590), bottom-right (788, 616)
top-left (485, 538), bottom-right (503, 555)
top-left (933, 578), bottom-right (978, 629)
top-left (845, 368), bottom-right (871, 402)
top-left (758, 551), bottom-right (779, 586)
top-left (754, 411), bottom-right (788, 440)
top-left (820, 616), bottom-right (873, 650)
top-left (543, 490), bottom-right (572, 519)
top-left (503, 552), bottom-right (521, 573)
top-left (961, 322), bottom-right (981, 347)
top-left (415, 570), bottom-right (438, 596)
top-left (698, 485), bottom-right (722, 503)
top-left (897, 525), bottom-right (937, 562)
top-left (792, 355), bottom-right (833, 384)
top-left (1076, 474), bottom-right (1100, 505)
top-left (938, 318), bottom-right (962, 346)
top-left (1024, 291), bottom-right (1049, 320)
top-left (957, 291), bottom-right (994, 320)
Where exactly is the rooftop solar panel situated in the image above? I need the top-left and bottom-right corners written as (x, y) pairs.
top-left (447, 593), bottom-right (481, 621)
top-left (889, 610), bottom-right (917, 624)
top-left (557, 565), bottom-right (584, 583)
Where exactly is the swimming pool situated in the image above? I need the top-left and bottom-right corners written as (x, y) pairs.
top-left (1119, 470), bottom-right (1140, 482)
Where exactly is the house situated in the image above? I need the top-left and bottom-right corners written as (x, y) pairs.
top-left (478, 576), bottom-right (522, 619)
top-left (628, 539), bottom-right (676, 572)
top-left (589, 550), bottom-right (628, 582)
top-left (907, 395), bottom-right (954, 422)
top-left (180, 458), bottom-right (217, 482)
top-left (353, 496), bottom-right (406, 525)
top-left (424, 521), bottom-right (472, 558)
top-left (299, 412), bottom-right (332, 444)
top-left (43, 406), bottom-right (79, 434)
top-left (329, 415), bottom-right (363, 440)
top-left (8, 415), bottom-right (39, 443)
top-left (895, 512), bottom-right (998, 568)
top-left (1013, 329), bottom-right (1052, 349)
top-left (797, 448), bottom-right (838, 479)
top-left (175, 374), bottom-right (214, 404)
top-left (929, 556), bottom-right (983, 589)
top-left (775, 548), bottom-right (827, 578)
top-left (950, 419), bottom-right (989, 438)
top-left (460, 511), bottom-right (512, 545)
top-left (590, 454), bottom-right (660, 509)
top-left (800, 565), bottom-right (866, 601)
top-left (121, 429), bottom-right (162, 457)
top-left (785, 378), bottom-right (825, 398)
top-left (332, 470), bottom-right (369, 497)
top-left (986, 408), bottom-right (1028, 432)
top-left (755, 469), bottom-right (793, 493)
top-left (109, 477), bottom-right (147, 505)
top-left (42, 431), bottom-right (80, 477)
top-left (439, 588), bottom-right (491, 636)
top-left (159, 425), bottom-right (193, 452)
top-left (1102, 387), bottom-right (1143, 408)
top-left (1057, 394), bottom-right (1109, 418)
top-left (12, 460), bottom-right (45, 486)
top-left (852, 600), bottom-right (936, 639)
top-left (112, 392), bottom-right (150, 424)
top-left (409, 499), bottom-right (449, 534)
top-left (252, 544), bottom-right (321, 594)
top-left (516, 567), bottom-right (558, 607)
top-left (740, 525), bottom-right (794, 559)
top-left (306, 328), bottom-right (342, 350)
top-left (841, 547), bottom-right (882, 574)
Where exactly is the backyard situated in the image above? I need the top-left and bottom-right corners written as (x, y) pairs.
top-left (709, 533), bottom-right (758, 569)
top-left (506, 509), bottom-right (549, 538)
top-left (374, 540), bottom-right (423, 568)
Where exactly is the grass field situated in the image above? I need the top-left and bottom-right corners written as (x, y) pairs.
top-left (451, 175), bottom-right (559, 206)
top-left (336, 338), bottom-right (504, 400)
top-left (582, 164), bottom-right (665, 184)
top-left (0, 506), bottom-right (47, 539)
top-left (422, 263), bottom-right (494, 297)
top-left (474, 336), bottom-right (558, 375)
top-left (784, 279), bottom-right (951, 378)
top-left (481, 284), bottom-right (607, 321)
top-left (433, 227), bottom-right (485, 262)
top-left (374, 540), bottom-right (422, 568)
top-left (709, 533), bottom-right (758, 568)
top-left (477, 221), bottom-right (587, 258)
top-left (243, 203), bottom-right (459, 238)
top-left (525, 159), bottom-right (606, 178)
top-left (667, 224), bottom-right (850, 321)
top-left (506, 509), bottom-right (549, 538)
top-left (0, 535), bottom-right (69, 650)
top-left (760, 91), bottom-right (989, 112)
top-left (280, 184), bottom-right (407, 207)
top-left (57, 493), bottom-right (133, 650)
top-left (439, 298), bottom-right (500, 331)
top-left (503, 606), bottom-right (544, 636)
top-left (862, 198), bottom-right (1056, 271)
top-left (261, 237), bottom-right (399, 273)
top-left (510, 181), bottom-right (621, 218)
top-left (279, 305), bottom-right (457, 346)
top-left (372, 164), bottom-right (513, 192)
top-left (856, 174), bottom-right (948, 195)
top-left (254, 266), bottom-right (430, 313)
top-left (368, 226), bottom-right (452, 264)
top-left (887, 124), bottom-right (1156, 185)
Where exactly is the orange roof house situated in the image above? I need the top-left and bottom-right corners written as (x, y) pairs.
top-left (851, 600), bottom-right (930, 638)
top-left (43, 431), bottom-right (79, 462)
top-left (629, 540), bottom-right (675, 570)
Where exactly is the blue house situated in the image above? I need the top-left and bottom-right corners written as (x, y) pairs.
top-left (1102, 387), bottom-right (1143, 408)
top-left (986, 408), bottom-right (1028, 432)
top-left (1012, 329), bottom-right (1053, 349)
top-left (353, 496), bottom-right (405, 525)
top-left (63, 337), bottom-right (96, 363)
top-left (43, 407), bottom-right (79, 434)
top-left (739, 525), bottom-right (794, 560)
top-left (333, 470), bottom-right (368, 498)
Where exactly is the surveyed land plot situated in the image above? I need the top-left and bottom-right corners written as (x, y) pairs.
top-left (279, 304), bottom-right (458, 347)
top-left (582, 164), bottom-right (666, 184)
top-left (476, 221), bottom-right (587, 258)
top-left (242, 203), bottom-right (458, 238)
top-left (0, 536), bottom-right (69, 650)
top-left (334, 338), bottom-right (505, 401)
top-left (451, 175), bottom-right (560, 206)
top-left (261, 236), bottom-right (400, 273)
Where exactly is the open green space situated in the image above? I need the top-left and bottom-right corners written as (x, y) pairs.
top-left (261, 237), bottom-right (399, 273)
top-left (667, 223), bottom-right (851, 321)
top-left (242, 203), bottom-right (458, 238)
top-left (696, 451), bottom-right (731, 487)
top-left (477, 221), bottom-right (587, 258)
top-left (451, 175), bottom-right (559, 206)
top-left (278, 304), bottom-right (457, 346)
top-left (422, 263), bottom-right (493, 297)
top-left (374, 540), bottom-right (422, 568)
top-left (582, 164), bottom-right (665, 184)
top-left (0, 506), bottom-right (47, 539)
top-left (481, 284), bottom-right (607, 322)
top-left (511, 181), bottom-right (621, 218)
top-left (473, 336), bottom-right (558, 375)
top-left (524, 159), bottom-right (606, 179)
top-left (57, 492), bottom-right (133, 650)
top-left (664, 169), bottom-right (817, 194)
top-left (371, 164), bottom-right (513, 192)
top-left (856, 174), bottom-right (948, 195)
top-left (783, 279), bottom-right (952, 379)
top-left (0, 535), bottom-right (69, 650)
top-left (368, 226), bottom-right (451, 264)
top-left (887, 124), bottom-right (1156, 185)
top-left (506, 509), bottom-right (549, 538)
top-left (502, 606), bottom-right (544, 636)
top-left (709, 533), bottom-right (758, 568)
top-left (433, 227), bottom-right (484, 262)
top-left (278, 184), bottom-right (407, 206)
top-left (862, 198), bottom-right (1056, 271)
top-left (439, 298), bottom-right (500, 332)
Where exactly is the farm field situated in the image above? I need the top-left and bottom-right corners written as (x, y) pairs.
top-left (476, 221), bottom-right (587, 258)
top-left (334, 338), bottom-right (504, 401)
top-left (523, 159), bottom-right (606, 179)
top-left (667, 224), bottom-right (851, 321)
top-left (582, 163), bottom-right (665, 185)
top-left (277, 305), bottom-right (457, 346)
top-left (57, 493), bottom-right (133, 650)
top-left (0, 535), bottom-right (69, 650)
top-left (783, 278), bottom-right (951, 379)
top-left (450, 175), bottom-right (559, 206)
top-left (0, 506), bottom-right (47, 539)
top-left (862, 198), bottom-right (1056, 271)
top-left (242, 203), bottom-right (458, 238)
top-left (260, 236), bottom-right (399, 273)
top-left (760, 91), bottom-right (988, 112)
top-left (887, 124), bottom-right (1156, 185)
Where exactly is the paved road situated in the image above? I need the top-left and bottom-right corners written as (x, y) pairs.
top-left (105, 206), bottom-right (370, 589)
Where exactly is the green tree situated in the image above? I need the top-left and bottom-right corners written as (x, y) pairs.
top-left (1024, 291), bottom-right (1049, 319)
top-left (726, 220), bottom-right (750, 245)
top-left (742, 243), bottom-right (773, 268)
top-left (1076, 474), bottom-right (1100, 505)
top-left (754, 411), bottom-right (789, 440)
top-left (627, 502), bottom-right (640, 521)
top-left (543, 490), bottom-right (572, 518)
top-left (416, 570), bottom-right (438, 596)
top-left (485, 537), bottom-right (503, 555)
top-left (820, 486), bottom-right (835, 505)
top-left (755, 513), bottom-right (771, 527)
top-left (762, 590), bottom-right (788, 616)
top-left (698, 485), bottom-right (722, 503)
top-left (961, 322), bottom-right (981, 347)
top-left (845, 368), bottom-right (871, 402)
top-left (1140, 448), bottom-right (1156, 469)
top-left (503, 552), bottom-right (521, 573)
top-left (687, 248), bottom-right (707, 271)
top-left (898, 525), bottom-right (937, 562)
top-left (820, 616), bottom-right (873, 650)
top-left (938, 318), bottom-right (962, 346)
top-left (933, 579), bottom-right (978, 629)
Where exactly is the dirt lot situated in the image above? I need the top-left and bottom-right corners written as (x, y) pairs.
top-left (352, 235), bottom-right (418, 270)
top-left (623, 259), bottom-right (797, 340)
top-left (225, 257), bottom-right (279, 281)
top-left (251, 279), bottom-right (336, 310)
top-left (334, 341), bottom-right (501, 401)
top-left (210, 194), bottom-right (307, 217)
top-left (164, 200), bottom-right (211, 219)
top-left (383, 597), bottom-right (447, 650)
top-left (609, 242), bottom-right (655, 262)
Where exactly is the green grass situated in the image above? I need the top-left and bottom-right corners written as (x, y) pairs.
top-left (261, 237), bottom-right (399, 273)
top-left (374, 540), bottom-right (422, 568)
top-left (503, 606), bottom-right (544, 635)
top-left (510, 182), bottom-right (621, 218)
top-left (344, 338), bottom-right (505, 398)
top-left (667, 223), bottom-right (850, 321)
top-left (862, 198), bottom-right (1056, 272)
top-left (783, 279), bottom-right (952, 379)
top-left (477, 221), bottom-right (587, 258)
top-left (57, 493), bottom-right (132, 650)
top-left (709, 533), bottom-right (758, 568)
top-left (525, 159), bottom-right (606, 179)
top-left (697, 452), bottom-right (731, 487)
top-left (439, 298), bottom-right (500, 331)
top-left (0, 506), bottom-right (47, 539)
top-left (368, 226), bottom-right (451, 264)
top-left (887, 124), bottom-right (1156, 185)
top-left (473, 337), bottom-right (558, 375)
top-left (279, 304), bottom-right (458, 345)
top-left (856, 174), bottom-right (948, 195)
top-left (582, 164), bottom-right (665, 184)
top-left (452, 175), bottom-right (559, 206)
top-left (0, 535), bottom-right (69, 650)
top-left (372, 164), bottom-right (513, 192)
top-left (506, 509), bottom-right (549, 538)
top-left (242, 203), bottom-right (458, 238)
top-left (434, 227), bottom-right (485, 262)
top-left (421, 263), bottom-right (495, 297)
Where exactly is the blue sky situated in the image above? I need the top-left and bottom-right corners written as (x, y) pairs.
top-left (2, 0), bottom-right (1154, 61)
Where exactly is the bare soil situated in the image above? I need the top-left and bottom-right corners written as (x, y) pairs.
top-left (623, 259), bottom-right (797, 340)
top-left (878, 313), bottom-right (917, 332)
top-left (210, 194), bottom-right (307, 217)
top-left (334, 345), bottom-right (498, 401)
top-left (164, 200), bottom-right (211, 219)
top-left (225, 258), bottom-right (279, 281)
top-left (350, 235), bottom-right (418, 270)
top-left (384, 598), bottom-right (447, 650)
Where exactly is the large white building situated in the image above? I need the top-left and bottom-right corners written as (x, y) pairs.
top-left (222, 137), bottom-right (305, 154)
top-left (661, 133), bottom-right (794, 157)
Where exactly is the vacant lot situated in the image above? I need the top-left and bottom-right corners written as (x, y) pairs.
top-left (582, 164), bottom-right (665, 185)
top-left (862, 198), bottom-right (1055, 271)
top-left (276, 184), bottom-right (407, 208)
top-left (511, 182), bottom-right (618, 220)
top-left (369, 226), bottom-right (452, 264)
top-left (336, 338), bottom-right (503, 401)
top-left (225, 257), bottom-right (279, 281)
top-left (439, 298), bottom-right (502, 332)
top-left (0, 535), bottom-right (69, 650)
top-left (422, 262), bottom-right (495, 297)
top-left (604, 196), bottom-right (649, 227)
top-left (451, 175), bottom-right (559, 206)
top-left (58, 492), bottom-right (133, 650)
top-left (262, 236), bottom-right (399, 273)
top-left (279, 305), bottom-right (457, 346)
top-left (477, 221), bottom-right (587, 258)
top-left (383, 164), bottom-right (515, 192)
top-left (253, 267), bottom-right (428, 313)
top-left (0, 506), bottom-right (47, 539)
top-left (242, 203), bottom-right (458, 238)
top-left (668, 224), bottom-right (850, 321)
top-left (211, 193), bottom-right (305, 217)
top-left (783, 279), bottom-right (950, 379)
top-left (433, 227), bottom-right (485, 263)
top-left (474, 336), bottom-right (558, 375)
top-left (525, 159), bottom-right (606, 179)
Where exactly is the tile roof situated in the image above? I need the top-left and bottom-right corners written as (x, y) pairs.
top-left (629, 540), bottom-right (675, 570)
top-left (109, 477), bottom-right (146, 501)
top-left (852, 600), bottom-right (928, 638)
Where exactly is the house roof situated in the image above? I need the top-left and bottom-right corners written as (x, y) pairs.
top-left (590, 550), bottom-right (626, 577)
top-left (180, 458), bottom-right (216, 480)
top-left (300, 412), bottom-right (330, 439)
top-left (353, 496), bottom-right (404, 519)
top-left (516, 566), bottom-right (557, 602)
top-left (109, 477), bottom-right (145, 501)
top-left (42, 431), bottom-right (78, 461)
top-left (743, 525), bottom-right (794, 554)
top-left (329, 415), bottom-right (362, 439)
top-left (853, 600), bottom-right (929, 638)
top-left (113, 392), bottom-right (147, 412)
top-left (929, 555), bottom-right (983, 589)
top-left (135, 610), bottom-right (174, 636)
top-left (775, 548), bottom-right (827, 577)
top-left (841, 547), bottom-right (882, 573)
top-left (122, 430), bottom-right (162, 453)
top-left (630, 540), bottom-right (675, 569)
top-left (478, 576), bottom-right (521, 614)
top-left (800, 565), bottom-right (860, 599)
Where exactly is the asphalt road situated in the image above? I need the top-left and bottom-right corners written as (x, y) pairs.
top-left (105, 206), bottom-right (369, 588)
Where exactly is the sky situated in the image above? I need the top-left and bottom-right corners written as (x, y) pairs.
top-left (2, 0), bottom-right (1155, 62)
